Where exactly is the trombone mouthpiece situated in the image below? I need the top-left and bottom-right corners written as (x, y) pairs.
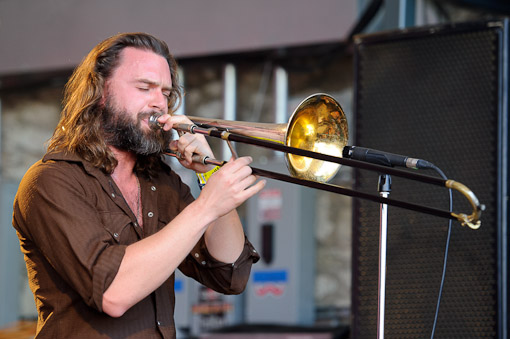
top-left (148, 115), bottom-right (163, 130)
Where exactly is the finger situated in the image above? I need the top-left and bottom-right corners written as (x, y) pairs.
top-left (239, 179), bottom-right (266, 199)
top-left (183, 137), bottom-right (204, 161)
top-left (215, 160), bottom-right (252, 184)
top-left (154, 114), bottom-right (172, 131)
top-left (168, 115), bottom-right (193, 130)
top-left (238, 174), bottom-right (259, 189)
top-left (222, 156), bottom-right (253, 173)
top-left (182, 142), bottom-right (197, 165)
top-left (234, 164), bottom-right (254, 181)
top-left (155, 114), bottom-right (192, 132)
top-left (176, 134), bottom-right (192, 152)
top-left (181, 135), bottom-right (214, 160)
top-left (168, 139), bottom-right (186, 162)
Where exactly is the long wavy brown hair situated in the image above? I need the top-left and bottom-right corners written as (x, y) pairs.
top-left (48, 32), bottom-right (182, 176)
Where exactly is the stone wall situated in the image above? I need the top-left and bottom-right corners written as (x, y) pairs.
top-left (1, 86), bottom-right (63, 319)
top-left (2, 87), bottom-right (62, 181)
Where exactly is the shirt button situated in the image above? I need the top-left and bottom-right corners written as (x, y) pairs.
top-left (148, 212), bottom-right (154, 218)
top-left (113, 233), bottom-right (119, 238)
top-left (111, 193), bottom-right (116, 198)
top-left (157, 321), bottom-right (161, 326)
top-left (194, 253), bottom-right (199, 258)
top-left (133, 222), bottom-right (138, 227)
top-left (201, 261), bottom-right (206, 265)
top-left (151, 186), bottom-right (157, 191)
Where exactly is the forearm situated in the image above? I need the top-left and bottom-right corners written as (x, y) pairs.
top-left (102, 199), bottom-right (214, 317)
top-left (204, 209), bottom-right (245, 263)
top-left (103, 157), bottom-right (265, 317)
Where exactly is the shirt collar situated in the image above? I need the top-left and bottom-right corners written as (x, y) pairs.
top-left (43, 151), bottom-right (106, 178)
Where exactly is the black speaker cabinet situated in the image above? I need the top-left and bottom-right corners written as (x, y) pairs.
top-left (352, 20), bottom-right (509, 338)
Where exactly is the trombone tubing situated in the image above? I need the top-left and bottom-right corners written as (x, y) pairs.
top-left (177, 122), bottom-right (447, 187)
top-left (250, 167), bottom-right (455, 221)
top-left (163, 149), bottom-right (462, 223)
top-left (172, 123), bottom-right (483, 228)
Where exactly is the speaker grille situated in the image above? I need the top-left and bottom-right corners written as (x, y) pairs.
top-left (352, 21), bottom-right (506, 338)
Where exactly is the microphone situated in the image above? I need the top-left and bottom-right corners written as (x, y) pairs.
top-left (342, 146), bottom-right (434, 169)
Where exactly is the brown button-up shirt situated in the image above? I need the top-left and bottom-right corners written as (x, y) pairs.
top-left (12, 151), bottom-right (259, 338)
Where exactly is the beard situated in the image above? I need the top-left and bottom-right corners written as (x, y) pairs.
top-left (101, 99), bottom-right (172, 155)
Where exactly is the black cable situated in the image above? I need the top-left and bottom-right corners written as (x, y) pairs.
top-left (346, 0), bottom-right (384, 43)
top-left (429, 164), bottom-right (453, 339)
top-left (431, 0), bottom-right (452, 22)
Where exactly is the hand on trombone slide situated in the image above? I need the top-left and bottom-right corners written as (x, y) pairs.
top-left (152, 113), bottom-right (266, 217)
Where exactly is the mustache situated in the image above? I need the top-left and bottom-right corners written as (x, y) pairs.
top-left (137, 111), bottom-right (163, 122)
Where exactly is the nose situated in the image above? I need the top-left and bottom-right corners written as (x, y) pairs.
top-left (150, 91), bottom-right (168, 113)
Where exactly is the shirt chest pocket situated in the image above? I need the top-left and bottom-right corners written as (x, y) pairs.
top-left (100, 212), bottom-right (138, 245)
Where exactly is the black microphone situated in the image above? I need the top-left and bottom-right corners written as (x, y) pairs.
top-left (342, 146), bottom-right (434, 169)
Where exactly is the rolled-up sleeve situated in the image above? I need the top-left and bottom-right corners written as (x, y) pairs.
top-left (13, 160), bottom-right (127, 312)
top-left (179, 235), bottom-right (260, 294)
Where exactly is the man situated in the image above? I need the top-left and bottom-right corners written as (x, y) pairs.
top-left (12, 32), bottom-right (265, 338)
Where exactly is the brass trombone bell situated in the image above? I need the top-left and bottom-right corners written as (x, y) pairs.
top-left (187, 93), bottom-right (349, 183)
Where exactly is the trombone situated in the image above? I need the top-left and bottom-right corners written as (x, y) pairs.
top-left (150, 94), bottom-right (484, 229)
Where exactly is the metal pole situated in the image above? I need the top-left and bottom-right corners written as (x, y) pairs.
top-left (223, 64), bottom-right (236, 159)
top-left (377, 174), bottom-right (391, 339)
top-left (274, 66), bottom-right (288, 159)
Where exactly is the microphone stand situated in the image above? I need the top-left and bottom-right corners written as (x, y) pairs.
top-left (377, 174), bottom-right (391, 339)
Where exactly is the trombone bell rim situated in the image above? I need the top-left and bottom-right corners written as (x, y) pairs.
top-left (284, 93), bottom-right (349, 183)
